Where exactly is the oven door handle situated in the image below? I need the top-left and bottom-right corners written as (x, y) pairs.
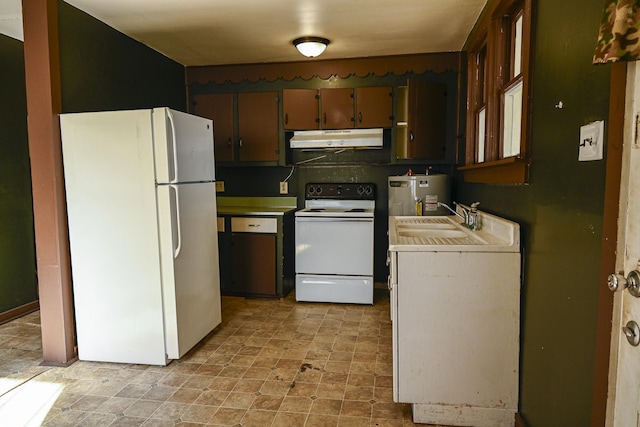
top-left (295, 217), bottom-right (373, 223)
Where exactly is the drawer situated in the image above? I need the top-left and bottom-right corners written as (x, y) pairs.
top-left (217, 217), bottom-right (225, 232)
top-left (231, 217), bottom-right (277, 233)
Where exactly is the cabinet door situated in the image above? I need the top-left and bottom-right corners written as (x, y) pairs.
top-left (283, 89), bottom-right (319, 130)
top-left (320, 88), bottom-right (354, 129)
top-left (231, 233), bottom-right (276, 295)
top-left (193, 93), bottom-right (235, 162)
top-left (404, 80), bottom-right (447, 160)
top-left (355, 86), bottom-right (393, 128)
top-left (237, 91), bottom-right (279, 162)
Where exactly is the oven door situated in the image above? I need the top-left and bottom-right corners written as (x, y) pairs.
top-left (295, 216), bottom-right (373, 276)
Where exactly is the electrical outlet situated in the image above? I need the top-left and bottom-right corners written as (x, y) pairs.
top-left (215, 181), bottom-right (225, 192)
top-left (279, 181), bottom-right (288, 194)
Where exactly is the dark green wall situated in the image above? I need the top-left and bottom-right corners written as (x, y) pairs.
top-left (456, 0), bottom-right (610, 425)
top-left (0, 35), bottom-right (38, 314)
top-left (58, 0), bottom-right (186, 113)
top-left (0, 2), bottom-right (187, 318)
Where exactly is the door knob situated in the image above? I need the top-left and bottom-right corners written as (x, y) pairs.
top-left (623, 321), bottom-right (640, 346)
top-left (627, 270), bottom-right (640, 297)
top-left (608, 270), bottom-right (640, 297)
top-left (608, 273), bottom-right (628, 292)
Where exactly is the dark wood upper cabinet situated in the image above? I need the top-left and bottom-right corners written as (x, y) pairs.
top-left (320, 88), bottom-right (354, 129)
top-left (237, 91), bottom-right (280, 162)
top-left (282, 89), bottom-right (319, 130)
top-left (402, 80), bottom-right (447, 160)
top-left (285, 86), bottom-right (393, 131)
top-left (193, 93), bottom-right (234, 162)
top-left (194, 91), bottom-right (279, 163)
top-left (355, 86), bottom-right (393, 128)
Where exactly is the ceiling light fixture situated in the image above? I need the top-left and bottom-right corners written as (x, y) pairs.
top-left (293, 36), bottom-right (330, 58)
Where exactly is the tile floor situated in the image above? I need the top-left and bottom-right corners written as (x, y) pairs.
top-left (0, 289), bottom-right (436, 426)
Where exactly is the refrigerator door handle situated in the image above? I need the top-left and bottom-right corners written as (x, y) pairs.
top-left (166, 109), bottom-right (179, 183)
top-left (170, 184), bottom-right (182, 258)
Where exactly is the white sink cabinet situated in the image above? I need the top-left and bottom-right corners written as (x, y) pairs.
top-left (388, 211), bottom-right (521, 427)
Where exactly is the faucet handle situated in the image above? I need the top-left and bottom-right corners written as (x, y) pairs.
top-left (453, 202), bottom-right (469, 214)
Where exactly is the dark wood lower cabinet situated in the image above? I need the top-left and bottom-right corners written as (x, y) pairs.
top-left (217, 213), bottom-right (294, 298)
top-left (231, 233), bottom-right (276, 296)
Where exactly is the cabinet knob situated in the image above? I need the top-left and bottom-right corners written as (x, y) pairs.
top-left (285, 113), bottom-right (288, 125)
top-left (239, 138), bottom-right (243, 148)
top-left (358, 112), bottom-right (363, 123)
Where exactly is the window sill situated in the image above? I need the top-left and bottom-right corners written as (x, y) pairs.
top-left (458, 157), bottom-right (530, 184)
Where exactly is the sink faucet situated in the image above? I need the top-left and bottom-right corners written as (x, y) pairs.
top-left (437, 201), bottom-right (468, 224)
top-left (454, 202), bottom-right (471, 226)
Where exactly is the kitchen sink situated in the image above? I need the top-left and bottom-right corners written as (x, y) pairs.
top-left (397, 227), bottom-right (487, 242)
top-left (387, 208), bottom-right (521, 426)
top-left (397, 228), bottom-right (466, 237)
top-left (389, 212), bottom-right (519, 252)
top-left (396, 223), bottom-right (457, 230)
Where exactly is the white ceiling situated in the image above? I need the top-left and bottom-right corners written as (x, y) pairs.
top-left (1, 0), bottom-right (487, 66)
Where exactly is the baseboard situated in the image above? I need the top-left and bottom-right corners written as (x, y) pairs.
top-left (0, 300), bottom-right (39, 325)
top-left (374, 282), bottom-right (388, 289)
top-left (515, 413), bottom-right (527, 427)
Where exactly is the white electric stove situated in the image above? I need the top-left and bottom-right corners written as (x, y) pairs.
top-left (295, 183), bottom-right (375, 304)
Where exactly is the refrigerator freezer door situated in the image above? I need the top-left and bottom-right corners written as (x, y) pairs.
top-left (60, 109), bottom-right (169, 365)
top-left (157, 181), bottom-right (222, 359)
top-left (153, 108), bottom-right (215, 184)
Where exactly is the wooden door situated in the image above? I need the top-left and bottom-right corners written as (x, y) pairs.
top-left (355, 86), bottom-right (393, 128)
top-left (283, 89), bottom-right (319, 130)
top-left (237, 91), bottom-right (279, 162)
top-left (406, 80), bottom-right (447, 160)
top-left (606, 61), bottom-right (640, 426)
top-left (193, 93), bottom-right (234, 162)
top-left (231, 233), bottom-right (276, 296)
top-left (320, 88), bottom-right (354, 129)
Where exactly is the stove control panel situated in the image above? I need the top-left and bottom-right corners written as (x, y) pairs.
top-left (305, 183), bottom-right (376, 200)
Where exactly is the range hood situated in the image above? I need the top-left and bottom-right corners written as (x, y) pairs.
top-left (289, 128), bottom-right (383, 149)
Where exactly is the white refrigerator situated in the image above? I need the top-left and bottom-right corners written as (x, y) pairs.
top-left (60, 107), bottom-right (222, 366)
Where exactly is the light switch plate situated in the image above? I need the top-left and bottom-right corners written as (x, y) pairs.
top-left (215, 181), bottom-right (225, 192)
top-left (578, 120), bottom-right (604, 161)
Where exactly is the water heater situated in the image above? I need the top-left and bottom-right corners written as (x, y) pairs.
top-left (388, 174), bottom-right (451, 216)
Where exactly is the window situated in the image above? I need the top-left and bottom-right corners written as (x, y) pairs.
top-left (472, 43), bottom-right (487, 163)
top-left (461, 0), bottom-right (533, 184)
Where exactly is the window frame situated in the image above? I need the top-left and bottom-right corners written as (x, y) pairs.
top-left (461, 0), bottom-right (534, 184)
top-left (469, 38), bottom-right (488, 164)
